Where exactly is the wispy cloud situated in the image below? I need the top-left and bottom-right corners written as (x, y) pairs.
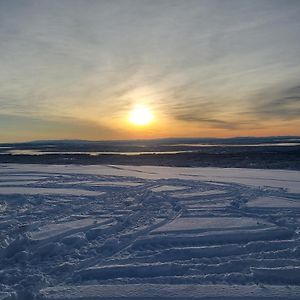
top-left (250, 84), bottom-right (300, 119)
top-left (0, 0), bottom-right (300, 140)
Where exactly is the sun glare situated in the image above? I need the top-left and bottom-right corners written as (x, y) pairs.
top-left (129, 106), bottom-right (154, 126)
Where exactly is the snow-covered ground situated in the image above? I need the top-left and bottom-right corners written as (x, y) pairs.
top-left (0, 164), bottom-right (300, 299)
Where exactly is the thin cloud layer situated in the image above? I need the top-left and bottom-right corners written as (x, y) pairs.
top-left (0, 0), bottom-right (300, 141)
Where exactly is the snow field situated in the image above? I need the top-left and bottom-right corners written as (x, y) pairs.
top-left (0, 164), bottom-right (299, 299)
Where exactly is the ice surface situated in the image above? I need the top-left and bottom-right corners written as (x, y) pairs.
top-left (0, 164), bottom-right (299, 299)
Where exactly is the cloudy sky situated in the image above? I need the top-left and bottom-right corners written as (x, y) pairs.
top-left (0, 0), bottom-right (300, 142)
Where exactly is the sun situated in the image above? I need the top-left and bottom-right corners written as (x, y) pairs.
top-left (129, 106), bottom-right (154, 126)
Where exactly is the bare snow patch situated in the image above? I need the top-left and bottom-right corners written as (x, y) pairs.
top-left (30, 218), bottom-right (111, 241)
top-left (39, 284), bottom-right (300, 300)
top-left (86, 181), bottom-right (142, 187)
top-left (247, 196), bottom-right (300, 208)
top-left (0, 181), bottom-right (38, 186)
top-left (0, 187), bottom-right (105, 196)
top-left (150, 185), bottom-right (187, 192)
top-left (152, 217), bottom-right (273, 234)
top-left (171, 190), bottom-right (226, 198)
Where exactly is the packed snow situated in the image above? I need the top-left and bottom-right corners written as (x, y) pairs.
top-left (247, 196), bottom-right (300, 208)
top-left (0, 187), bottom-right (105, 196)
top-left (0, 164), bottom-right (299, 299)
top-left (171, 190), bottom-right (227, 198)
top-left (151, 217), bottom-right (272, 234)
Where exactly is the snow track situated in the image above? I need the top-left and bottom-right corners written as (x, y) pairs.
top-left (0, 164), bottom-right (299, 299)
top-left (39, 284), bottom-right (300, 300)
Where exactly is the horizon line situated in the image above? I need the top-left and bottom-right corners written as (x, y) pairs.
top-left (1, 135), bottom-right (300, 145)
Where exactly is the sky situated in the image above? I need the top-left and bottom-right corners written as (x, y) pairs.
top-left (0, 0), bottom-right (300, 142)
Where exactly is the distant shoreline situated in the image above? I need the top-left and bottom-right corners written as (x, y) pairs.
top-left (1, 145), bottom-right (299, 171)
top-left (1, 137), bottom-right (299, 170)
